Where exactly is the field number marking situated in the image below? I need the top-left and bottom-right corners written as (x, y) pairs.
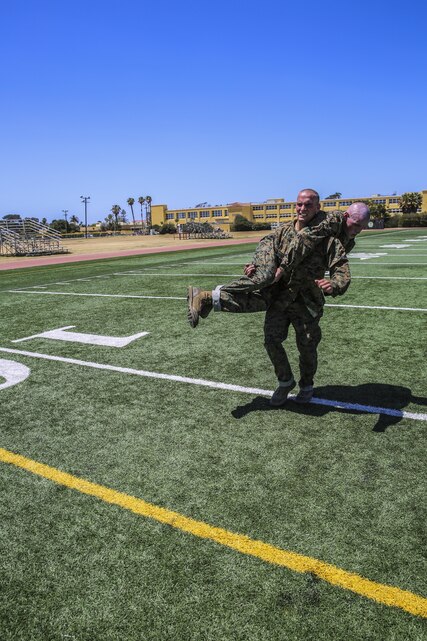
top-left (0, 359), bottom-right (30, 390)
top-left (12, 326), bottom-right (149, 348)
top-left (349, 253), bottom-right (388, 260)
top-left (0, 446), bottom-right (426, 619)
top-left (379, 244), bottom-right (411, 249)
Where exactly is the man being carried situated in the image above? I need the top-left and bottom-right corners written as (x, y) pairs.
top-left (187, 189), bottom-right (370, 404)
top-left (188, 190), bottom-right (369, 325)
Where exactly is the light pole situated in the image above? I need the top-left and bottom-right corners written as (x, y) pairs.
top-left (62, 209), bottom-right (69, 233)
top-left (80, 196), bottom-right (91, 238)
top-left (145, 195), bottom-right (152, 230)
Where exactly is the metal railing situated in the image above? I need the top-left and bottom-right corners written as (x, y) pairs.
top-left (0, 219), bottom-right (69, 256)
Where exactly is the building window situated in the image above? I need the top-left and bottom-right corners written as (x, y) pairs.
top-left (188, 212), bottom-right (197, 219)
top-left (280, 204), bottom-right (292, 209)
top-left (324, 202), bottom-right (336, 207)
top-left (212, 209), bottom-right (222, 216)
top-left (266, 205), bottom-right (277, 210)
top-left (266, 214), bottom-right (278, 219)
top-left (373, 199), bottom-right (386, 204)
top-left (200, 211), bottom-right (210, 218)
top-left (166, 214), bottom-right (174, 220)
top-left (388, 198), bottom-right (399, 204)
top-left (252, 205), bottom-right (264, 211)
top-left (178, 212), bottom-right (186, 219)
top-left (339, 201), bottom-right (352, 207)
top-left (253, 214), bottom-right (264, 219)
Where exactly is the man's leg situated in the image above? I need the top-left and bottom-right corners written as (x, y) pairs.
top-left (290, 305), bottom-right (322, 403)
top-left (263, 305), bottom-right (295, 406)
top-left (221, 233), bottom-right (279, 294)
top-left (187, 234), bottom-right (280, 327)
top-left (187, 287), bottom-right (271, 328)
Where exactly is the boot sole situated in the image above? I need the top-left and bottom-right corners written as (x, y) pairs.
top-left (187, 286), bottom-right (199, 328)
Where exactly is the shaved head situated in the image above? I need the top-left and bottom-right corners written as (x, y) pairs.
top-left (347, 202), bottom-right (370, 223)
top-left (298, 189), bottom-right (320, 203)
top-left (344, 202), bottom-right (370, 238)
top-left (295, 189), bottom-right (321, 227)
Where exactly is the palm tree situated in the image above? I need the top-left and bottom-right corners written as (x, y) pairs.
top-left (399, 192), bottom-right (421, 214)
top-left (104, 213), bottom-right (115, 231)
top-left (325, 192), bottom-right (342, 200)
top-left (127, 198), bottom-right (136, 229)
top-left (111, 205), bottom-right (121, 233)
top-left (138, 196), bottom-right (145, 232)
top-left (70, 214), bottom-right (79, 225)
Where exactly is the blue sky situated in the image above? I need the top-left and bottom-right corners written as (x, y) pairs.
top-left (1, 0), bottom-right (426, 223)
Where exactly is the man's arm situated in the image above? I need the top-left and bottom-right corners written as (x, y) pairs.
top-left (278, 211), bottom-right (345, 278)
top-left (318, 237), bottom-right (351, 297)
top-left (244, 211), bottom-right (346, 283)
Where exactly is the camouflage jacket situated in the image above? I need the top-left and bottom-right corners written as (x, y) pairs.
top-left (277, 210), bottom-right (355, 272)
top-left (271, 212), bottom-right (352, 316)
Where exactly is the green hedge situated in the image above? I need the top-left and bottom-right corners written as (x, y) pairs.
top-left (385, 213), bottom-right (427, 227)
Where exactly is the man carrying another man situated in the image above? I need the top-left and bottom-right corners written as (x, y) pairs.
top-left (187, 189), bottom-right (370, 405)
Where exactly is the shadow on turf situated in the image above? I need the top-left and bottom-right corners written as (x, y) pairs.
top-left (231, 383), bottom-right (427, 432)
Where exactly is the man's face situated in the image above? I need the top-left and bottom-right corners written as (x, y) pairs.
top-left (295, 191), bottom-right (320, 225)
top-left (344, 213), bottom-right (368, 238)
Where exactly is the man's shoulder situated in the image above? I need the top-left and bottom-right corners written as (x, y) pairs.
top-left (272, 221), bottom-right (296, 239)
top-left (274, 220), bottom-right (294, 232)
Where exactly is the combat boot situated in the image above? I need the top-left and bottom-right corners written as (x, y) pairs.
top-left (270, 379), bottom-right (296, 406)
top-left (294, 386), bottom-right (314, 403)
top-left (187, 286), bottom-right (213, 328)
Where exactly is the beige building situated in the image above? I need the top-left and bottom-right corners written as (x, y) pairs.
top-left (151, 190), bottom-right (427, 232)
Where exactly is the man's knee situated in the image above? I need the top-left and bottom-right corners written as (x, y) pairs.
top-left (295, 321), bottom-right (321, 349)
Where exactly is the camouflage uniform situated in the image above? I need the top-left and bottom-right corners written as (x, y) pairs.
top-left (219, 210), bottom-right (349, 296)
top-left (218, 212), bottom-right (352, 387)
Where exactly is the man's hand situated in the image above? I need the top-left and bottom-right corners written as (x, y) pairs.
top-left (244, 263), bottom-right (256, 277)
top-left (315, 278), bottom-right (333, 295)
top-left (273, 266), bottom-right (285, 282)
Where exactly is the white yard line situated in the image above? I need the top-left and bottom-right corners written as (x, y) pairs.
top-left (0, 347), bottom-right (425, 422)
top-left (351, 276), bottom-right (427, 280)
top-left (112, 272), bottom-right (243, 277)
top-left (6, 290), bottom-right (427, 310)
top-left (349, 263), bottom-right (427, 266)
top-left (354, 254), bottom-right (427, 257)
top-left (7, 290), bottom-right (186, 300)
top-left (325, 303), bottom-right (427, 312)
top-left (4, 273), bottom-right (427, 296)
top-left (187, 260), bottom-right (427, 266)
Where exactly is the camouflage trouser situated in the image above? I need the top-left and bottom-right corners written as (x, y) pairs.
top-left (219, 286), bottom-right (274, 313)
top-left (263, 298), bottom-right (323, 387)
top-left (219, 233), bottom-right (280, 296)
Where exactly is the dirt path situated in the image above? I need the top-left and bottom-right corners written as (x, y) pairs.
top-left (0, 232), bottom-right (265, 271)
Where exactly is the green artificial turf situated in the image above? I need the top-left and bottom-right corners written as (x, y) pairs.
top-left (0, 229), bottom-right (426, 640)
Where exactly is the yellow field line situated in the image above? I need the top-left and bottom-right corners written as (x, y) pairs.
top-left (1, 445), bottom-right (426, 619)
